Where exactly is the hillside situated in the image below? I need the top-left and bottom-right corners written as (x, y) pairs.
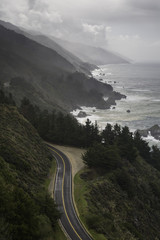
top-left (0, 20), bottom-right (97, 75)
top-left (0, 20), bottom-right (129, 67)
top-left (0, 25), bottom-right (75, 73)
top-left (0, 23), bottom-right (125, 112)
top-left (27, 34), bottom-right (97, 75)
top-left (74, 125), bottom-right (160, 240)
top-left (0, 104), bottom-right (60, 239)
top-left (52, 38), bottom-right (130, 65)
top-left (0, 104), bottom-right (52, 192)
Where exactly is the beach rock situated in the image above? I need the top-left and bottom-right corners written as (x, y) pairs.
top-left (77, 111), bottom-right (89, 118)
top-left (136, 125), bottom-right (160, 140)
top-left (127, 110), bottom-right (131, 113)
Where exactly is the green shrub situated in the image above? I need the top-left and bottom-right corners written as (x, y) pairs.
top-left (83, 143), bottom-right (121, 170)
top-left (116, 169), bottom-right (136, 198)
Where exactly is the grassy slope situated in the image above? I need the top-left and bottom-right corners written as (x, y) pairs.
top-left (0, 104), bottom-right (52, 193)
top-left (53, 224), bottom-right (67, 240)
top-left (74, 169), bottom-right (107, 240)
top-left (74, 156), bottom-right (160, 240)
top-left (0, 104), bottom-right (66, 239)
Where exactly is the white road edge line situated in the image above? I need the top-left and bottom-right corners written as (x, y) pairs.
top-left (68, 156), bottom-right (93, 240)
top-left (51, 150), bottom-right (73, 240)
top-left (49, 145), bottom-right (92, 240)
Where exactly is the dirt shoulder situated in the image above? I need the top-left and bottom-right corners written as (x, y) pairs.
top-left (48, 143), bottom-right (86, 177)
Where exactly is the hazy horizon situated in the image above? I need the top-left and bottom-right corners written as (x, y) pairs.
top-left (0, 0), bottom-right (160, 62)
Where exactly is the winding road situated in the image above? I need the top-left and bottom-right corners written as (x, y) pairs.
top-left (47, 144), bottom-right (92, 240)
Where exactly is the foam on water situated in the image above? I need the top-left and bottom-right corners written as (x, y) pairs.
top-left (71, 106), bottom-right (102, 125)
top-left (129, 89), bottom-right (152, 92)
top-left (143, 135), bottom-right (160, 148)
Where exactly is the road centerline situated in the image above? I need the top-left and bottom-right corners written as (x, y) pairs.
top-left (48, 146), bottom-right (83, 240)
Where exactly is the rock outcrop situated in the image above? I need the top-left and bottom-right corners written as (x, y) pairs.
top-left (136, 125), bottom-right (160, 140)
top-left (77, 111), bottom-right (89, 118)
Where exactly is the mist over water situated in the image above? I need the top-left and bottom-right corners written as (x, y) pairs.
top-left (72, 63), bottom-right (160, 147)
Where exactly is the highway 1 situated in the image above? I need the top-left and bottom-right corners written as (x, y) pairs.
top-left (48, 144), bottom-right (92, 240)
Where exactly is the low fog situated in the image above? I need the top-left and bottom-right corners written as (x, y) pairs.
top-left (0, 0), bottom-right (160, 62)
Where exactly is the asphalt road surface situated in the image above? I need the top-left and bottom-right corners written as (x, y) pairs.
top-left (48, 144), bottom-right (92, 240)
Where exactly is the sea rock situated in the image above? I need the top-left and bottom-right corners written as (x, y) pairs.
top-left (104, 91), bottom-right (126, 108)
top-left (136, 124), bottom-right (160, 140)
top-left (127, 110), bottom-right (131, 113)
top-left (136, 129), bottom-right (148, 138)
top-left (77, 111), bottom-right (89, 118)
top-left (149, 125), bottom-right (160, 140)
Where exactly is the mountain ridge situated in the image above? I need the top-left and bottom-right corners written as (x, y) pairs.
top-left (0, 19), bottom-right (97, 75)
top-left (51, 37), bottom-right (130, 65)
top-left (0, 22), bottom-right (126, 112)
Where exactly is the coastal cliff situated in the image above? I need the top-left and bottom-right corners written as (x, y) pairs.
top-left (0, 24), bottom-right (125, 113)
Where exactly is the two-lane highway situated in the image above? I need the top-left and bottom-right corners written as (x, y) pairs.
top-left (48, 144), bottom-right (92, 240)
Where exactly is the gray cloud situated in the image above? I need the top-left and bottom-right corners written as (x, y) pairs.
top-left (128, 0), bottom-right (160, 11)
top-left (0, 0), bottom-right (63, 35)
top-left (0, 0), bottom-right (159, 61)
top-left (28, 0), bottom-right (36, 9)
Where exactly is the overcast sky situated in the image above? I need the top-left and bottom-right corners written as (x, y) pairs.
top-left (0, 0), bottom-right (160, 62)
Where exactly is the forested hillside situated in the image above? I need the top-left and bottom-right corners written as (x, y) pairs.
top-left (0, 24), bottom-right (125, 112)
top-left (1, 88), bottom-right (160, 240)
top-left (0, 93), bottom-right (60, 240)
top-left (74, 124), bottom-right (160, 240)
top-left (19, 97), bottom-right (100, 147)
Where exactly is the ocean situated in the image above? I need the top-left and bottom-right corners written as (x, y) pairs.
top-left (71, 63), bottom-right (160, 147)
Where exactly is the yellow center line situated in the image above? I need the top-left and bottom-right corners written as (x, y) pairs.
top-left (48, 147), bottom-right (83, 240)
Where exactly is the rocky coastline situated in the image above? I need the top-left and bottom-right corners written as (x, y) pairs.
top-left (136, 125), bottom-right (160, 140)
top-left (70, 89), bottom-right (126, 114)
top-left (70, 68), bottom-right (127, 116)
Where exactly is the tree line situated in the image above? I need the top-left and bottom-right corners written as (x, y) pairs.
top-left (83, 123), bottom-right (160, 172)
top-left (1, 90), bottom-right (160, 173)
top-left (19, 97), bottom-right (100, 148)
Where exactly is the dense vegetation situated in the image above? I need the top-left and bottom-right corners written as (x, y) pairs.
top-left (1, 89), bottom-right (160, 240)
top-left (0, 93), bottom-right (60, 240)
top-left (19, 95), bottom-right (160, 239)
top-left (19, 97), bottom-right (100, 147)
top-left (81, 124), bottom-right (160, 240)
